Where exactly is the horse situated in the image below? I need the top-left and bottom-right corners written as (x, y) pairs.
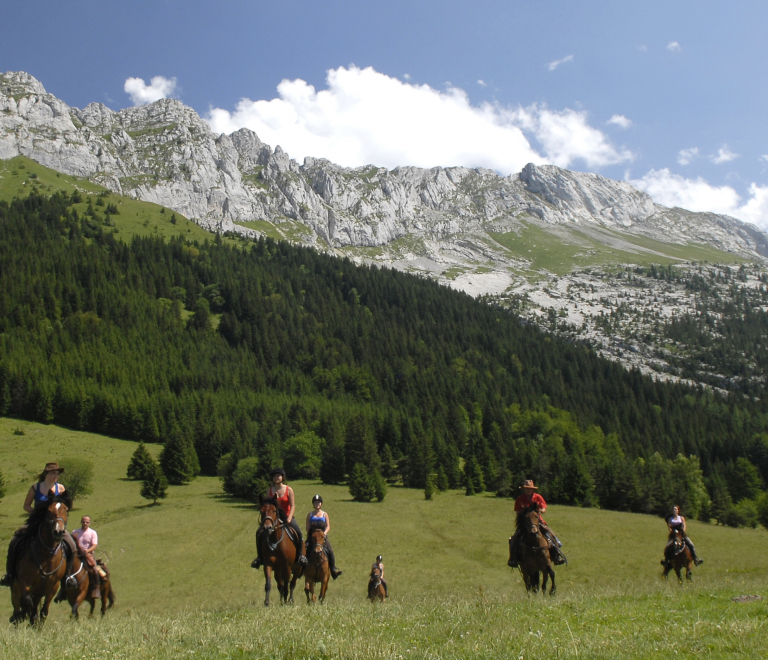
top-left (304, 527), bottom-right (330, 604)
top-left (62, 557), bottom-right (116, 617)
top-left (516, 506), bottom-right (556, 595)
top-left (661, 528), bottom-right (693, 583)
top-left (257, 497), bottom-right (304, 606)
top-left (367, 565), bottom-right (386, 602)
top-left (9, 499), bottom-right (70, 625)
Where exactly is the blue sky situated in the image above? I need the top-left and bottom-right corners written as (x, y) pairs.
top-left (4, 1), bottom-right (768, 227)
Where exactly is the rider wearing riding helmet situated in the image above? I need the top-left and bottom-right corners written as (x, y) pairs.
top-left (252, 467), bottom-right (307, 569)
top-left (507, 479), bottom-right (565, 567)
top-left (371, 554), bottom-right (388, 597)
top-left (665, 505), bottom-right (703, 566)
top-left (0, 462), bottom-right (79, 590)
top-left (305, 494), bottom-right (342, 579)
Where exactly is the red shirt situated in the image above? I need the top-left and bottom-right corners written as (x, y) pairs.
top-left (514, 492), bottom-right (547, 513)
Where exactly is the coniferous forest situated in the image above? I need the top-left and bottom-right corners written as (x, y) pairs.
top-left (1, 191), bottom-right (767, 526)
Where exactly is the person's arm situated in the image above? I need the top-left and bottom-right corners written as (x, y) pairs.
top-left (681, 517), bottom-right (687, 533)
top-left (305, 511), bottom-right (311, 535)
top-left (286, 487), bottom-right (295, 523)
top-left (23, 486), bottom-right (36, 514)
top-left (323, 512), bottom-right (331, 535)
top-left (537, 494), bottom-right (547, 513)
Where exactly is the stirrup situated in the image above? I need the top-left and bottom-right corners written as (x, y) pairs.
top-left (65, 575), bottom-right (78, 589)
top-left (331, 568), bottom-right (343, 579)
top-left (694, 558), bottom-right (704, 566)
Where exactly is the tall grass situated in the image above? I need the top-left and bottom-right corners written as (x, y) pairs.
top-left (1, 418), bottom-right (767, 657)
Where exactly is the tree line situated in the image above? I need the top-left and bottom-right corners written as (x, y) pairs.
top-left (0, 191), bottom-right (767, 527)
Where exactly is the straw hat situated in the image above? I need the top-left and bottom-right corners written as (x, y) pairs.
top-left (519, 479), bottom-right (538, 490)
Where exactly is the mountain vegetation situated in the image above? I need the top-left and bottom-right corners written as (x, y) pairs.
top-left (1, 190), bottom-right (767, 526)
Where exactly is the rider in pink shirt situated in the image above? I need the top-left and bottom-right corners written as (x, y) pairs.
top-left (72, 516), bottom-right (101, 598)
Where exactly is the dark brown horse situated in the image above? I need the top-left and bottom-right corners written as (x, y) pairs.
top-left (516, 507), bottom-right (556, 595)
top-left (62, 557), bottom-right (116, 617)
top-left (661, 528), bottom-right (693, 583)
top-left (304, 528), bottom-right (330, 604)
top-left (10, 499), bottom-right (69, 625)
top-left (257, 498), bottom-right (304, 606)
top-left (367, 565), bottom-right (386, 602)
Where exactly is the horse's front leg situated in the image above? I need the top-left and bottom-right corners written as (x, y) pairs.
top-left (547, 567), bottom-right (556, 596)
top-left (319, 575), bottom-right (329, 603)
top-left (263, 566), bottom-right (272, 607)
top-left (674, 566), bottom-right (683, 584)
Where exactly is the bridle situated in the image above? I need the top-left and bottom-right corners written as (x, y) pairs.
top-left (259, 504), bottom-right (285, 552)
top-left (31, 502), bottom-right (68, 577)
top-left (308, 530), bottom-right (327, 564)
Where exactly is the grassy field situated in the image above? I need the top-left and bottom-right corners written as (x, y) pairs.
top-left (0, 418), bottom-right (767, 657)
top-left (489, 222), bottom-right (744, 275)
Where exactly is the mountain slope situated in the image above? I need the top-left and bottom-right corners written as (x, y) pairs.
top-left (2, 70), bottom-right (767, 289)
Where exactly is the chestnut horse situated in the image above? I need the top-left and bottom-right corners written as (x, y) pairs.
top-left (10, 499), bottom-right (69, 625)
top-left (516, 507), bottom-right (556, 595)
top-left (661, 528), bottom-right (693, 583)
top-left (304, 528), bottom-right (330, 604)
top-left (257, 498), bottom-right (304, 606)
top-left (62, 557), bottom-right (116, 617)
top-left (367, 565), bottom-right (386, 602)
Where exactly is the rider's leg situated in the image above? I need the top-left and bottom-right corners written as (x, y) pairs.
top-left (685, 536), bottom-right (703, 565)
top-left (0, 529), bottom-right (25, 587)
top-left (324, 538), bottom-right (342, 578)
top-left (381, 577), bottom-right (388, 597)
top-left (508, 529), bottom-right (522, 567)
top-left (288, 519), bottom-right (307, 565)
top-left (54, 532), bottom-right (79, 602)
top-left (251, 527), bottom-right (264, 568)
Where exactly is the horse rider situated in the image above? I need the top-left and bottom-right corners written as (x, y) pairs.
top-left (507, 479), bottom-right (565, 567)
top-left (72, 515), bottom-right (102, 599)
top-left (371, 555), bottom-right (388, 598)
top-left (251, 467), bottom-right (307, 568)
top-left (1, 462), bottom-right (79, 590)
top-left (665, 505), bottom-right (703, 566)
top-left (305, 494), bottom-right (342, 579)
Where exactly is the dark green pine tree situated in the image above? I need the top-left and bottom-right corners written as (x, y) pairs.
top-left (160, 426), bottom-right (200, 485)
top-left (320, 418), bottom-right (346, 484)
top-left (127, 442), bottom-right (155, 481)
top-left (349, 463), bottom-right (376, 502)
top-left (140, 460), bottom-right (169, 505)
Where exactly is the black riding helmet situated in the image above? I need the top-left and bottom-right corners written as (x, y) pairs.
top-left (312, 494), bottom-right (323, 504)
top-left (376, 555), bottom-right (382, 563)
top-left (269, 467), bottom-right (286, 479)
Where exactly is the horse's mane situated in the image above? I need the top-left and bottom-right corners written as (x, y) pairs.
top-left (515, 505), bottom-right (538, 533)
top-left (24, 492), bottom-right (73, 531)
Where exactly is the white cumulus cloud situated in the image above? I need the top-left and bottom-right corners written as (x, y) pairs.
top-left (667, 41), bottom-right (681, 52)
top-left (677, 147), bottom-right (699, 166)
top-left (607, 114), bottom-right (632, 129)
top-left (124, 76), bottom-right (178, 106)
top-left (206, 66), bottom-right (631, 174)
top-left (632, 169), bottom-right (768, 229)
top-left (711, 145), bottom-right (738, 164)
top-left (547, 54), bottom-right (574, 71)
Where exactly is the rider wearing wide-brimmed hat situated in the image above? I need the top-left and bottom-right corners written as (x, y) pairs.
top-left (507, 479), bottom-right (565, 567)
top-left (251, 467), bottom-right (307, 569)
top-left (0, 462), bottom-right (79, 590)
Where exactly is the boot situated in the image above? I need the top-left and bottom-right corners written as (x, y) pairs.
top-left (0, 574), bottom-right (12, 588)
top-left (251, 557), bottom-right (262, 569)
top-left (507, 536), bottom-right (519, 567)
top-left (326, 542), bottom-right (342, 579)
top-left (687, 539), bottom-right (703, 566)
top-left (90, 574), bottom-right (101, 599)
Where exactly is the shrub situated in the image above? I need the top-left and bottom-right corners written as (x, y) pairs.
top-left (59, 457), bottom-right (94, 507)
top-left (230, 457), bottom-right (269, 502)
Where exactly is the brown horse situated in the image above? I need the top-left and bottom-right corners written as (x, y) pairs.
top-left (257, 498), bottom-right (304, 606)
top-left (516, 507), bottom-right (556, 595)
top-left (661, 528), bottom-right (693, 583)
top-left (10, 499), bottom-right (69, 625)
top-left (62, 557), bottom-right (116, 617)
top-left (304, 528), bottom-right (330, 604)
top-left (367, 565), bottom-right (386, 602)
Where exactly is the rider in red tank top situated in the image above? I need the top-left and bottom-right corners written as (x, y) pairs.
top-left (270, 486), bottom-right (291, 518)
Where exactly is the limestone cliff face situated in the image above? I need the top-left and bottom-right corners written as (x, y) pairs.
top-left (2, 70), bottom-right (767, 262)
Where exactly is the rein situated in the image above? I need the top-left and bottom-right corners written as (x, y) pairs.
top-left (30, 523), bottom-right (65, 577)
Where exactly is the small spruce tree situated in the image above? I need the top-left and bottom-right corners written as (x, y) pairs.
top-left (127, 442), bottom-right (155, 481)
top-left (424, 473), bottom-right (435, 500)
top-left (160, 426), bottom-right (200, 485)
top-left (141, 461), bottom-right (169, 505)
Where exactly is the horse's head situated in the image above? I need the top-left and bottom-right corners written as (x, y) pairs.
top-left (46, 499), bottom-right (69, 541)
top-left (308, 528), bottom-right (326, 560)
top-left (370, 565), bottom-right (382, 580)
top-left (259, 498), bottom-right (279, 533)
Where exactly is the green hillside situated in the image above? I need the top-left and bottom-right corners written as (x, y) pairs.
top-left (0, 420), bottom-right (766, 658)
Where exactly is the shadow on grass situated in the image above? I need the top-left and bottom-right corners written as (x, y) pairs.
top-left (207, 493), bottom-right (256, 510)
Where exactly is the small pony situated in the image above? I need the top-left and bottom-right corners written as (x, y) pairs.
top-left (304, 528), bottom-right (330, 604)
top-left (367, 565), bottom-right (386, 602)
top-left (661, 528), bottom-right (693, 583)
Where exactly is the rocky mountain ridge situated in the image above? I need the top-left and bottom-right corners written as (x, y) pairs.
top-left (2, 70), bottom-right (767, 274)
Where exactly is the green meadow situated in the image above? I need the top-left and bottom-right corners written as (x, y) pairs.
top-left (489, 222), bottom-right (744, 276)
top-left (0, 418), bottom-right (767, 658)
